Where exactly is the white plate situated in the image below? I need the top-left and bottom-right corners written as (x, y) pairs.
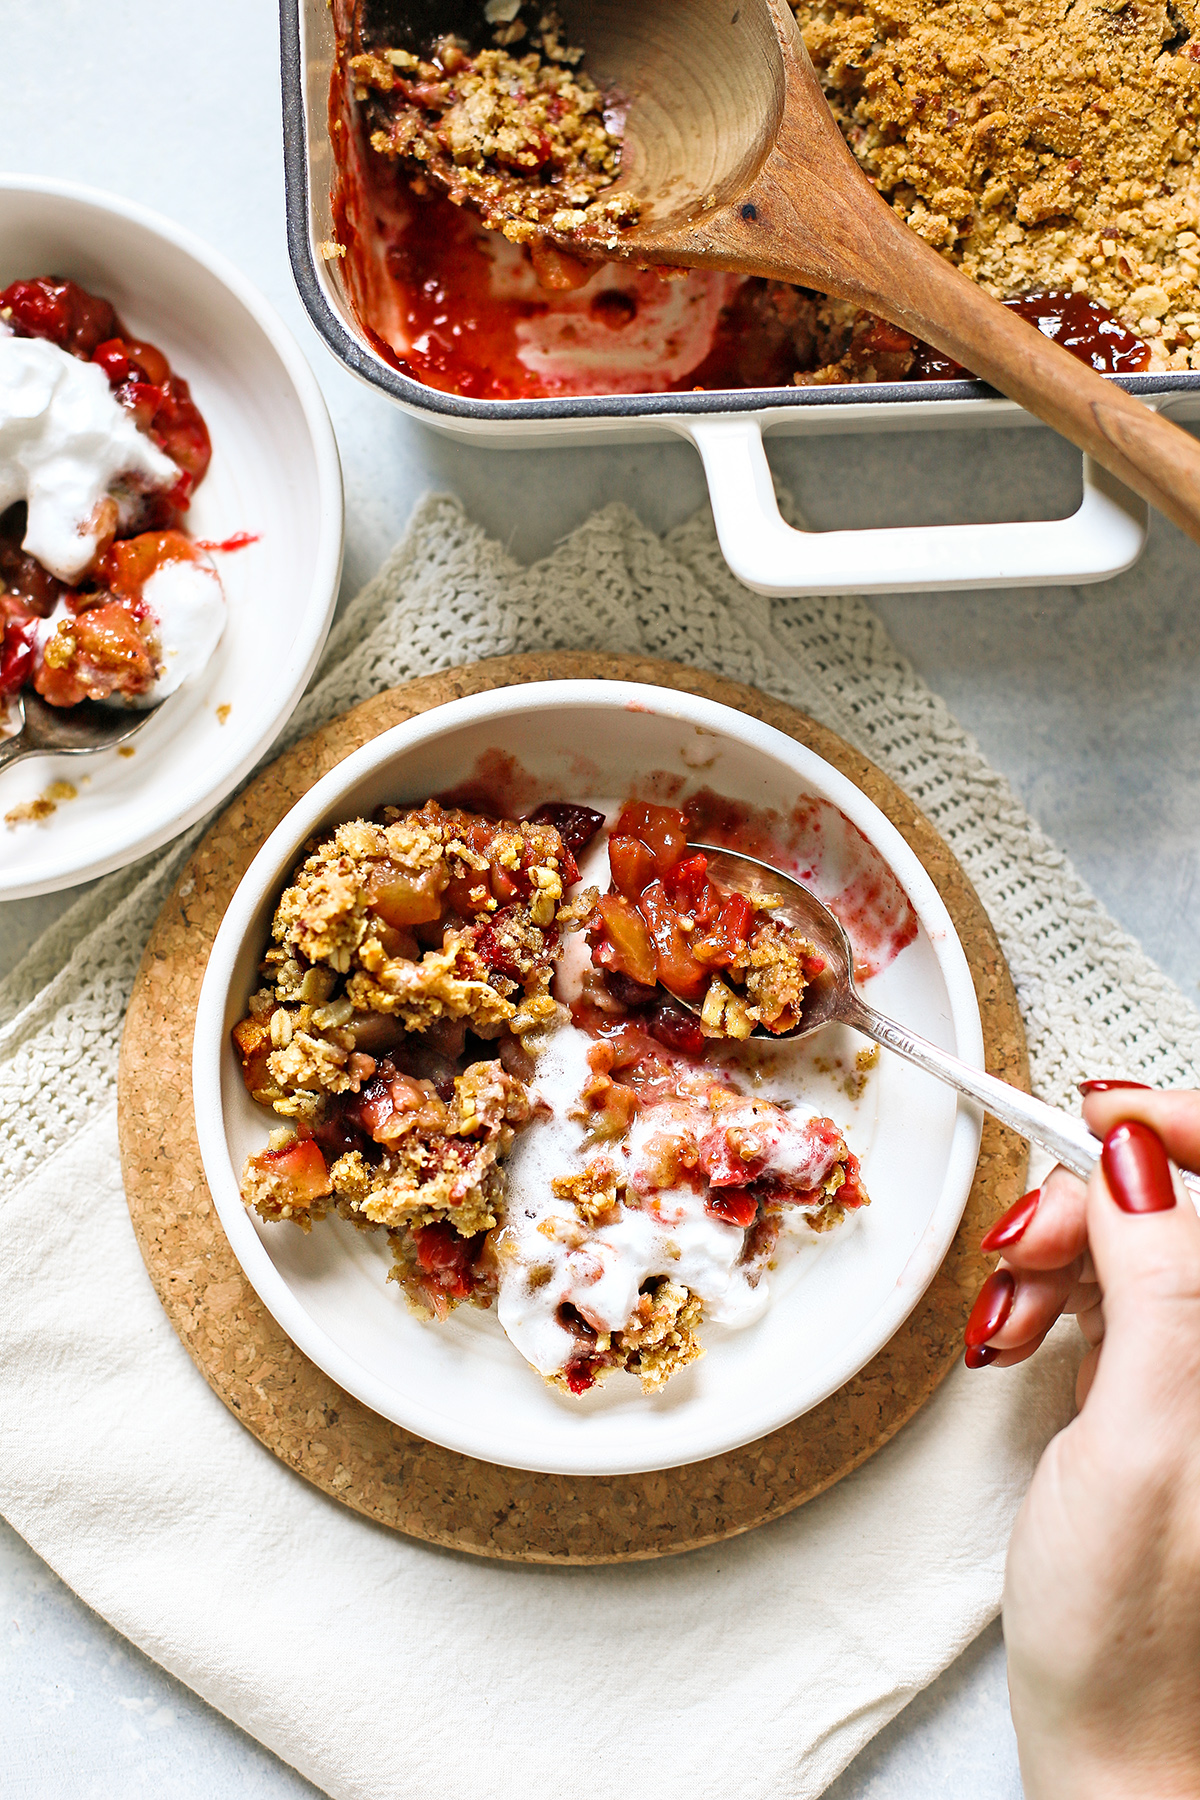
top-left (0, 177), bottom-right (343, 898)
top-left (193, 681), bottom-right (984, 1476)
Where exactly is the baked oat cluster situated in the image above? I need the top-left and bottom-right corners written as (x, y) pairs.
top-left (795, 0), bottom-right (1200, 370)
top-left (234, 796), bottom-right (869, 1397)
top-left (234, 798), bottom-right (577, 1239)
top-left (350, 6), bottom-right (638, 247)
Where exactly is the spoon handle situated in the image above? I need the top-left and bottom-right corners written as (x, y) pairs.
top-left (0, 726), bottom-right (30, 770)
top-left (846, 232), bottom-right (1200, 550)
top-left (845, 995), bottom-right (1200, 1205)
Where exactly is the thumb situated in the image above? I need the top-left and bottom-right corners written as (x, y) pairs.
top-left (1083, 1120), bottom-right (1200, 1419)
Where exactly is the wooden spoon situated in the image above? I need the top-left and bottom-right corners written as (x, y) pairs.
top-left (365, 0), bottom-right (1200, 545)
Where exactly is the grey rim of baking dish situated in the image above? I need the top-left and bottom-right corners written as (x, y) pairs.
top-left (280, 0), bottom-right (1200, 422)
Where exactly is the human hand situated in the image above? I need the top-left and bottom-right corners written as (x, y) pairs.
top-left (980, 1089), bottom-right (1200, 1798)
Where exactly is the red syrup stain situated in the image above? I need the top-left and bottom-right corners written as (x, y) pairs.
top-left (681, 786), bottom-right (919, 980)
top-left (912, 290), bottom-right (1151, 379)
top-left (193, 532), bottom-right (260, 554)
top-left (436, 748), bottom-right (546, 819)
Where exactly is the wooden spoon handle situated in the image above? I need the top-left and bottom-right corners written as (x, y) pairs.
top-left (854, 234), bottom-right (1200, 547)
top-left (683, 0), bottom-right (1200, 544)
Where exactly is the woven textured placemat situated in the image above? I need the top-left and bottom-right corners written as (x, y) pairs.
top-left (117, 653), bottom-right (1027, 1564)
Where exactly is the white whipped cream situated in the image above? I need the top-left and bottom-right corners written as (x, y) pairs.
top-left (481, 235), bottom-right (741, 395)
top-left (33, 549), bottom-right (225, 708)
top-left (497, 1027), bottom-right (821, 1379)
top-left (129, 554), bottom-right (225, 706)
top-left (0, 336), bottom-right (177, 583)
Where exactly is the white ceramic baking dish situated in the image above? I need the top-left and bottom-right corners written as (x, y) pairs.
top-left (280, 0), bottom-right (1200, 596)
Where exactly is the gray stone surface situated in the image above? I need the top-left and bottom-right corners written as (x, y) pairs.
top-left (6, 0), bottom-right (1200, 1793)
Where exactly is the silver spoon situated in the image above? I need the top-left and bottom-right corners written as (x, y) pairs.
top-left (0, 690), bottom-right (159, 771)
top-left (671, 844), bottom-right (1200, 1201)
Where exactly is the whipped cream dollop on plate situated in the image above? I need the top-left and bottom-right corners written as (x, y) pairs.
top-left (0, 331), bottom-right (177, 582)
top-left (123, 552), bottom-right (226, 707)
top-left (30, 545), bottom-right (227, 710)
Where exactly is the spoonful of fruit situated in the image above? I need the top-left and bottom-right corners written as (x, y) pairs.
top-left (357, 0), bottom-right (1200, 545)
top-left (657, 843), bottom-right (1200, 1201)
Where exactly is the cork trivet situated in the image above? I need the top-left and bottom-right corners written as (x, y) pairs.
top-left (118, 653), bottom-right (1028, 1565)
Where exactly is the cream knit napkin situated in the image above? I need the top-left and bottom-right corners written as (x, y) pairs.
top-left (2, 494), bottom-right (1198, 1800)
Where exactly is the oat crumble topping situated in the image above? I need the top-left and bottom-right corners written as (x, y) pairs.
top-left (795, 0), bottom-right (1200, 369)
top-left (352, 8), bottom-right (639, 246)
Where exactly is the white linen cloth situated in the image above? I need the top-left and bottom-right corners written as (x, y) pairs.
top-left (3, 494), bottom-right (1198, 1800)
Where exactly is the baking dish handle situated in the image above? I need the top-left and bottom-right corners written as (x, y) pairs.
top-left (678, 415), bottom-right (1148, 597)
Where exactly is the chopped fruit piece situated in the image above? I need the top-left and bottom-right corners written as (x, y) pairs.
top-left (263, 1136), bottom-right (330, 1201)
top-left (565, 1357), bottom-right (600, 1395)
top-left (241, 1133), bottom-right (332, 1224)
top-left (705, 1189), bottom-right (759, 1229)
top-left (662, 852), bottom-right (709, 910)
top-left (611, 802), bottom-right (691, 878)
top-left (368, 864), bottom-right (449, 927)
top-left (637, 880), bottom-right (708, 1002)
top-left (412, 1221), bottom-right (482, 1303)
top-left (95, 528), bottom-right (198, 600)
top-left (591, 894), bottom-right (657, 987)
top-left (646, 998), bottom-right (707, 1058)
top-left (33, 598), bottom-right (159, 708)
top-left (608, 834), bottom-right (658, 899)
top-left (0, 613), bottom-right (36, 699)
top-left (0, 276), bottom-right (118, 357)
top-left (524, 802), bottom-right (605, 857)
top-left (232, 1016), bottom-right (274, 1095)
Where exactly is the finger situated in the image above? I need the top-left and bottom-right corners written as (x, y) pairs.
top-left (986, 1265), bottom-right (1081, 1349)
top-left (981, 1164), bottom-right (1089, 1272)
top-left (1077, 1294), bottom-right (1105, 1348)
top-left (963, 1261), bottom-right (1097, 1376)
top-left (978, 1290), bottom-right (1102, 1374)
top-left (986, 1327), bottom-right (1052, 1371)
top-left (1081, 1086), bottom-right (1200, 1174)
top-left (1080, 1119), bottom-right (1200, 1418)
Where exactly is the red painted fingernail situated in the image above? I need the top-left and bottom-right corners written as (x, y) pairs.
top-left (1101, 1120), bottom-right (1176, 1214)
top-left (981, 1187), bottom-right (1041, 1253)
top-left (965, 1269), bottom-right (1016, 1347)
top-left (1078, 1078), bottom-right (1151, 1095)
top-left (965, 1344), bottom-right (999, 1369)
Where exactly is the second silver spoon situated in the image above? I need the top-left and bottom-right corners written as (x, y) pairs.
top-left (0, 690), bottom-right (158, 771)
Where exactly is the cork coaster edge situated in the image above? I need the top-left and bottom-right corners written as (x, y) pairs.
top-left (118, 652), bottom-right (1028, 1565)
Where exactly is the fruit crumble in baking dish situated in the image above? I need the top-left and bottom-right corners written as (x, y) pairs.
top-left (0, 274), bottom-right (240, 734)
top-left (348, 17), bottom-right (638, 251)
top-left (234, 797), bottom-right (870, 1397)
top-left (326, 0), bottom-right (1199, 397)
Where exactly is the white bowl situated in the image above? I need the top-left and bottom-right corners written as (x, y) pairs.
top-left (193, 681), bottom-right (984, 1477)
top-left (0, 176), bottom-right (343, 898)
